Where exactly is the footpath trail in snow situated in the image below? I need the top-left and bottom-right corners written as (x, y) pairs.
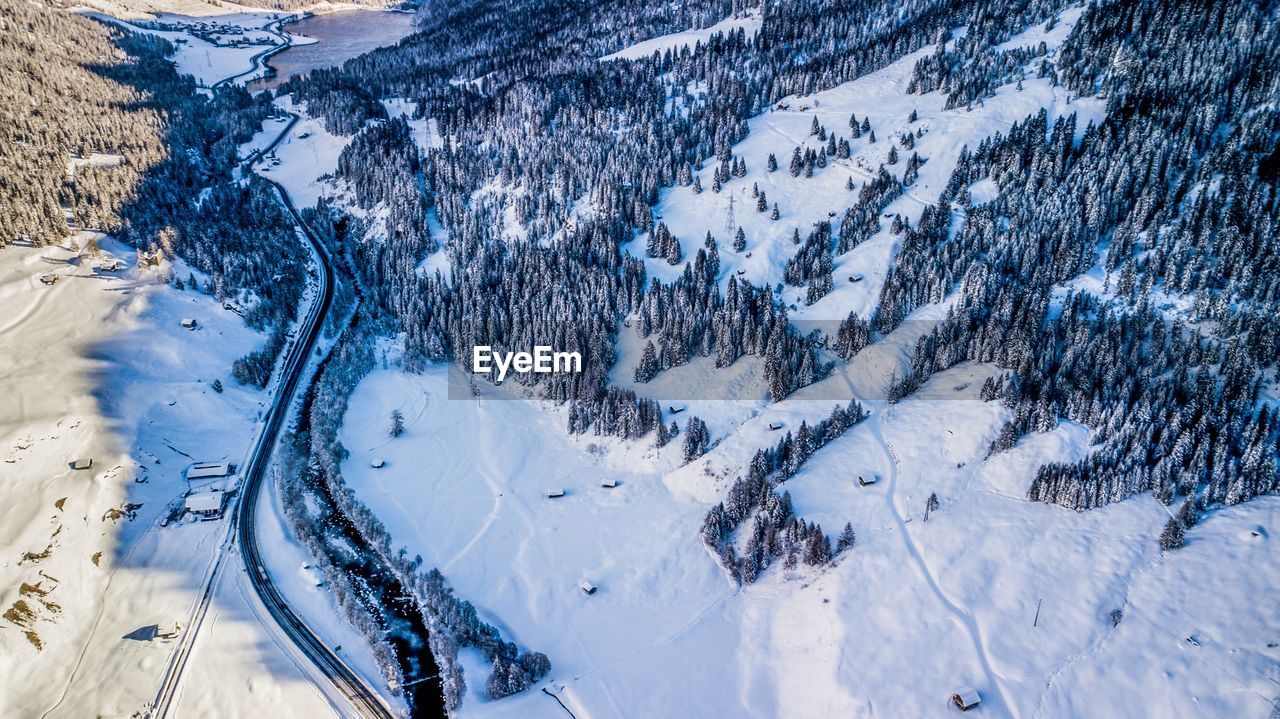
top-left (874, 413), bottom-right (1018, 719)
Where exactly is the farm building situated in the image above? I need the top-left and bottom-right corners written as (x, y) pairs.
top-left (185, 490), bottom-right (225, 520)
top-left (601, 478), bottom-right (619, 488)
top-left (180, 318), bottom-right (197, 329)
top-left (70, 458), bottom-right (93, 470)
top-left (579, 580), bottom-right (597, 595)
top-left (951, 688), bottom-right (980, 711)
top-left (858, 474), bottom-right (878, 486)
top-left (546, 488), bottom-right (566, 498)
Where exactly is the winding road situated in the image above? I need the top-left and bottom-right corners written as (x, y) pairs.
top-left (147, 107), bottom-right (394, 718)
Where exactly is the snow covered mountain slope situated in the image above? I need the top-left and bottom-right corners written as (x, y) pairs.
top-left (327, 6), bottom-right (1280, 717)
top-left (632, 7), bottom-right (1104, 323)
top-left (600, 10), bottom-right (762, 62)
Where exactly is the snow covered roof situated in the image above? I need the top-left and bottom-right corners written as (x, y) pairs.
top-left (952, 688), bottom-right (980, 710)
top-left (546, 488), bottom-right (566, 498)
top-left (185, 490), bottom-right (224, 513)
top-left (71, 458), bottom-right (93, 470)
top-left (187, 462), bottom-right (229, 480)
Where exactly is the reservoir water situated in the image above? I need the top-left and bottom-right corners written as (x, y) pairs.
top-left (251, 10), bottom-right (418, 91)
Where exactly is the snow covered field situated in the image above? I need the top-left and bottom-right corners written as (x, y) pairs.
top-left (255, 96), bottom-right (355, 208)
top-left (342, 358), bottom-right (1280, 718)
top-left (0, 235), bottom-right (368, 717)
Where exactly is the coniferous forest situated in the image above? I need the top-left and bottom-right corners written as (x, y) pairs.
top-left (292, 0), bottom-right (1280, 548)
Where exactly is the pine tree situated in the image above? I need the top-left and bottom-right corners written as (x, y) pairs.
top-left (836, 522), bottom-right (856, 552)
top-left (1159, 517), bottom-right (1185, 550)
top-left (389, 409), bottom-right (405, 438)
top-left (682, 416), bottom-right (709, 462)
top-left (634, 341), bottom-right (658, 383)
top-left (766, 153), bottom-right (777, 172)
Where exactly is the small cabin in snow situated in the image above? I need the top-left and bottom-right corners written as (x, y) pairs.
top-left (579, 580), bottom-right (597, 595)
top-left (858, 474), bottom-right (878, 486)
top-left (601, 478), bottom-right (618, 489)
top-left (71, 458), bottom-right (93, 470)
top-left (667, 405), bottom-right (686, 414)
top-left (370, 458), bottom-right (386, 469)
top-left (546, 488), bottom-right (566, 498)
top-left (848, 274), bottom-right (864, 283)
top-left (181, 318), bottom-right (197, 329)
top-left (768, 422), bottom-right (784, 431)
top-left (951, 688), bottom-right (980, 711)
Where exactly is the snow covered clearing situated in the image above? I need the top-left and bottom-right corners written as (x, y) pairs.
top-left (600, 10), bottom-right (762, 62)
top-left (383, 98), bottom-right (446, 153)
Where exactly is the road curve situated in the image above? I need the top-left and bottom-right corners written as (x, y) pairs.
top-left (148, 114), bottom-right (395, 718)
top-left (211, 16), bottom-right (295, 90)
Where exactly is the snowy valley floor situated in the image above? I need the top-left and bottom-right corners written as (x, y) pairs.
top-left (342, 359), bottom-right (1280, 718)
